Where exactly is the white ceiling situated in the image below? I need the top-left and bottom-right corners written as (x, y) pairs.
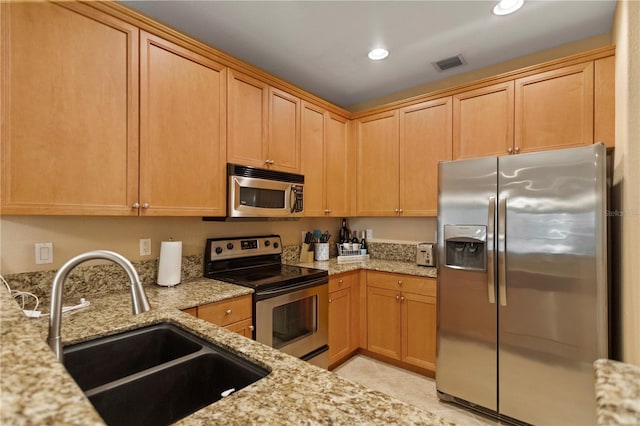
top-left (122, 0), bottom-right (616, 109)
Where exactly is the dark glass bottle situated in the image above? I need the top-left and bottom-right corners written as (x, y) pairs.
top-left (360, 231), bottom-right (368, 253)
top-left (351, 230), bottom-right (359, 244)
top-left (339, 218), bottom-right (349, 243)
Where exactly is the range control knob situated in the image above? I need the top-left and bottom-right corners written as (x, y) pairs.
top-left (264, 240), bottom-right (270, 247)
top-left (273, 242), bottom-right (279, 249)
top-left (226, 243), bottom-right (234, 250)
top-left (215, 247), bottom-right (223, 255)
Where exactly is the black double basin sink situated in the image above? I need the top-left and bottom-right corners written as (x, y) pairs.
top-left (63, 322), bottom-right (269, 426)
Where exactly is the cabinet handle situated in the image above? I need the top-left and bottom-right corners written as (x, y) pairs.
top-left (225, 309), bottom-right (232, 315)
top-left (507, 147), bottom-right (513, 154)
top-left (339, 279), bottom-right (343, 284)
top-left (132, 202), bottom-right (140, 209)
top-left (395, 295), bottom-right (401, 301)
top-left (329, 298), bottom-right (332, 303)
top-left (400, 296), bottom-right (405, 303)
top-left (398, 208), bottom-right (403, 213)
top-left (327, 209), bottom-right (332, 213)
top-left (397, 280), bottom-right (403, 286)
top-left (515, 146), bottom-right (520, 153)
top-left (394, 208), bottom-right (399, 213)
top-left (265, 159), bottom-right (274, 165)
top-left (142, 203), bottom-right (150, 209)
top-left (248, 325), bottom-right (254, 331)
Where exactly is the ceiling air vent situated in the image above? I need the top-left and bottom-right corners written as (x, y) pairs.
top-left (432, 54), bottom-right (466, 72)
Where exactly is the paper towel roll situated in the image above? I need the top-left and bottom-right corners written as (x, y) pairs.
top-left (157, 240), bottom-right (182, 286)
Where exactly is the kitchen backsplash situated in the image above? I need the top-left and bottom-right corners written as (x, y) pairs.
top-left (5, 242), bottom-right (418, 306)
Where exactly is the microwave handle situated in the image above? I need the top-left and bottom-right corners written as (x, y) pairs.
top-left (290, 185), bottom-right (297, 213)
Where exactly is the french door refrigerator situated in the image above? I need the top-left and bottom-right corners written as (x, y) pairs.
top-left (436, 143), bottom-right (608, 425)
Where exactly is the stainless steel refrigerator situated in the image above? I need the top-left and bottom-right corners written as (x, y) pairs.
top-left (436, 144), bottom-right (608, 425)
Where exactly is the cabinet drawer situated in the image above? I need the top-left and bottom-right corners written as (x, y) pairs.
top-left (367, 271), bottom-right (436, 296)
top-left (328, 271), bottom-right (358, 293)
top-left (224, 318), bottom-right (254, 338)
top-left (197, 295), bottom-right (252, 327)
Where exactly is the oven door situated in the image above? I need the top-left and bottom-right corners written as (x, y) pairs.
top-left (255, 279), bottom-right (328, 364)
top-left (229, 175), bottom-right (303, 218)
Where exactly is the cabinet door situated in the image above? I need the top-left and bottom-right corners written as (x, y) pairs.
top-left (367, 286), bottom-right (402, 360)
top-left (268, 87), bottom-right (300, 173)
top-left (325, 113), bottom-right (350, 217)
top-left (356, 111), bottom-right (399, 216)
top-left (225, 318), bottom-right (254, 338)
top-left (1, 2), bottom-right (138, 215)
top-left (300, 102), bottom-right (326, 216)
top-left (515, 62), bottom-right (594, 153)
top-left (399, 97), bottom-right (452, 216)
top-left (453, 82), bottom-right (514, 160)
top-left (139, 32), bottom-right (227, 216)
top-left (328, 287), bottom-right (352, 365)
top-left (227, 69), bottom-right (268, 168)
top-left (594, 56), bottom-right (615, 148)
top-left (402, 292), bottom-right (437, 371)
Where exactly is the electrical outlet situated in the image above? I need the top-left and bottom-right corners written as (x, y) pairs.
top-left (139, 238), bottom-right (151, 256)
top-left (35, 242), bottom-right (53, 264)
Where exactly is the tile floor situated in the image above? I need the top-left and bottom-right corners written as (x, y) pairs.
top-left (333, 355), bottom-right (500, 425)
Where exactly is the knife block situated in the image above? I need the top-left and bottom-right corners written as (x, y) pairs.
top-left (299, 243), bottom-right (315, 263)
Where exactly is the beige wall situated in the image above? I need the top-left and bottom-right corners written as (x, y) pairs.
top-left (612, 0), bottom-right (640, 366)
top-left (348, 34), bottom-right (612, 112)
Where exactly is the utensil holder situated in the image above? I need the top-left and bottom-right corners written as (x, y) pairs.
top-left (314, 243), bottom-right (329, 261)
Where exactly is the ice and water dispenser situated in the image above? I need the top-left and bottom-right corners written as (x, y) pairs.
top-left (444, 225), bottom-right (487, 271)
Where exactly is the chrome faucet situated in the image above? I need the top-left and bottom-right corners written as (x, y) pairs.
top-left (47, 250), bottom-right (151, 361)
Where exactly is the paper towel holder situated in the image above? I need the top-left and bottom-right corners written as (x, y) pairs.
top-left (157, 239), bottom-right (182, 287)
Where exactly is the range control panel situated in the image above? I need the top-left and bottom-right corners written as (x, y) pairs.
top-left (206, 235), bottom-right (282, 261)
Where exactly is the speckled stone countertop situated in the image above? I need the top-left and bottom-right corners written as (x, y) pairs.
top-left (1, 274), bottom-right (451, 425)
top-left (297, 258), bottom-right (437, 278)
top-left (594, 359), bottom-right (640, 425)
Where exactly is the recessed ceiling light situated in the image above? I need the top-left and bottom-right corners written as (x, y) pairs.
top-left (368, 48), bottom-right (389, 61)
top-left (493, 0), bottom-right (524, 16)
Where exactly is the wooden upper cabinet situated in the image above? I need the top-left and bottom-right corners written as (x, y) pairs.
top-left (515, 62), bottom-right (594, 153)
top-left (324, 113), bottom-right (350, 217)
top-left (453, 81), bottom-right (514, 160)
top-left (227, 70), bottom-right (301, 173)
top-left (139, 32), bottom-right (227, 216)
top-left (1, 2), bottom-right (139, 215)
top-left (268, 87), bottom-right (301, 173)
top-left (227, 69), bottom-right (269, 169)
top-left (302, 101), bottom-right (350, 217)
top-left (399, 97), bottom-right (453, 216)
top-left (356, 111), bottom-right (400, 216)
top-left (301, 102), bottom-right (326, 216)
top-left (594, 56), bottom-right (615, 148)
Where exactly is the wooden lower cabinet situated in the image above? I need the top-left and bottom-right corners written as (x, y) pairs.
top-left (366, 271), bottom-right (437, 372)
top-left (183, 294), bottom-right (253, 337)
top-left (328, 271), bottom-right (359, 367)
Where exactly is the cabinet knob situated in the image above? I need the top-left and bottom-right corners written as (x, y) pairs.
top-left (328, 298), bottom-right (332, 303)
top-left (132, 202), bottom-right (140, 209)
top-left (398, 280), bottom-right (403, 286)
top-left (142, 203), bottom-right (150, 209)
top-left (398, 208), bottom-right (403, 213)
top-left (265, 159), bottom-right (274, 165)
top-left (507, 147), bottom-right (513, 154)
top-left (225, 309), bottom-right (232, 315)
top-left (395, 295), bottom-right (401, 301)
top-left (324, 209), bottom-right (330, 214)
top-left (339, 279), bottom-right (343, 284)
top-left (394, 208), bottom-right (399, 213)
top-left (400, 296), bottom-right (405, 302)
top-left (515, 146), bottom-right (520, 153)
top-left (327, 209), bottom-right (332, 213)
top-left (248, 325), bottom-right (254, 331)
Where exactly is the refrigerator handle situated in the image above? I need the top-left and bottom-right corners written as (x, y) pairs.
top-left (487, 197), bottom-right (496, 304)
top-left (498, 197), bottom-right (507, 306)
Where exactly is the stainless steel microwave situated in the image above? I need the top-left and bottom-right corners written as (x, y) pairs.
top-left (227, 164), bottom-right (304, 218)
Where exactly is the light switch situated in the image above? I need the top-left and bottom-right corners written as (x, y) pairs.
top-left (35, 242), bottom-right (53, 264)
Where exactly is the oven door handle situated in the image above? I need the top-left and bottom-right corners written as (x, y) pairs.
top-left (254, 276), bottom-right (328, 301)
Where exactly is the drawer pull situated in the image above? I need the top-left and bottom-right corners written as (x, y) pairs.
top-left (225, 309), bottom-right (232, 315)
top-left (397, 280), bottom-right (403, 286)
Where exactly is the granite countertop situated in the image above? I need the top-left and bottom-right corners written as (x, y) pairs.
top-left (594, 359), bottom-right (640, 425)
top-left (1, 263), bottom-right (449, 425)
top-left (296, 258), bottom-right (437, 278)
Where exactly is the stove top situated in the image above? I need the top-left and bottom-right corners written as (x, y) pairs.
top-left (204, 235), bottom-right (328, 292)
